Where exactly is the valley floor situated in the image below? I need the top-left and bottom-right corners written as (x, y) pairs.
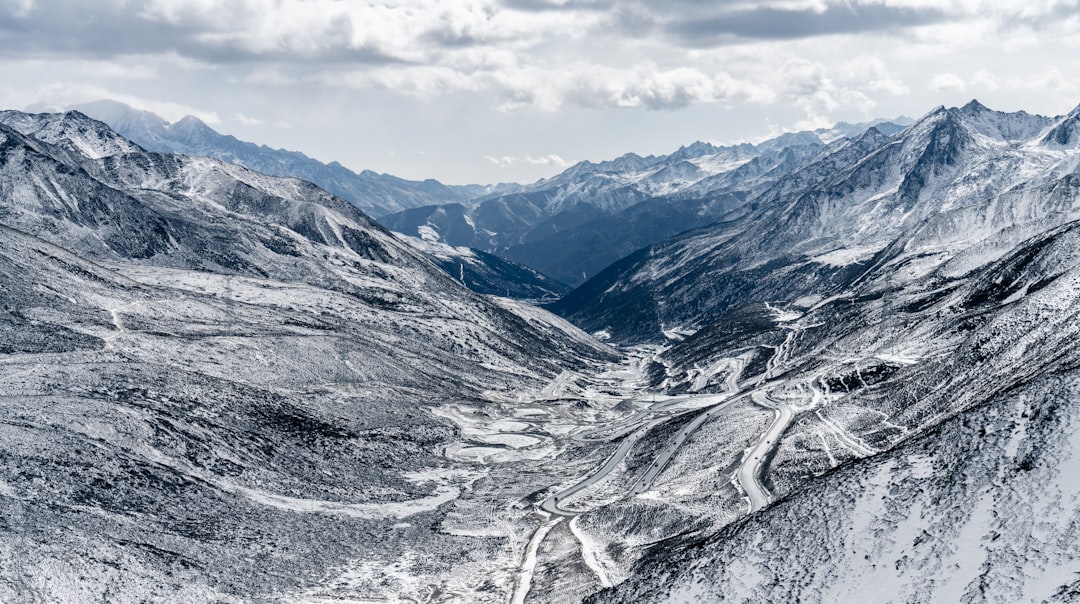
top-left (353, 341), bottom-right (835, 603)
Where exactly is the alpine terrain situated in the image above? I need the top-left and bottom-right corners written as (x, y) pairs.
top-left (0, 109), bottom-right (613, 601)
top-left (0, 100), bottom-right (1078, 604)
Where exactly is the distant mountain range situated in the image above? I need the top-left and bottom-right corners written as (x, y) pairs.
top-left (70, 99), bottom-right (515, 218)
top-left (379, 119), bottom-right (911, 285)
top-left (551, 100), bottom-right (1078, 343)
top-left (74, 99), bottom-right (914, 296)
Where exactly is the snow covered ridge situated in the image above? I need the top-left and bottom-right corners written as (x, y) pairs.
top-left (554, 99), bottom-right (1080, 344)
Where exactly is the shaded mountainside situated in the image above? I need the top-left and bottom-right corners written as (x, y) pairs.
top-left (0, 109), bottom-right (616, 602)
top-left (70, 99), bottom-right (513, 218)
top-left (397, 233), bottom-right (569, 301)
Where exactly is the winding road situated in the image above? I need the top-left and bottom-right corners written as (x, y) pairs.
top-left (738, 391), bottom-right (796, 513)
top-left (540, 418), bottom-right (665, 516)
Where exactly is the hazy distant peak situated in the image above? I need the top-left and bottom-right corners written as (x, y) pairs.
top-left (70, 98), bottom-right (500, 217)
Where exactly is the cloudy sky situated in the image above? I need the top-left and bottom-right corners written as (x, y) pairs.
top-left (2, 0), bottom-right (1079, 184)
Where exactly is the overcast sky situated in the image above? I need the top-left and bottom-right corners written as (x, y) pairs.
top-left (2, 0), bottom-right (1080, 184)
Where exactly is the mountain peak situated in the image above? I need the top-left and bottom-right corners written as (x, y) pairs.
top-left (674, 140), bottom-right (720, 157)
top-left (0, 108), bottom-right (142, 159)
top-left (949, 99), bottom-right (1056, 142)
top-left (960, 98), bottom-right (989, 113)
top-left (61, 109), bottom-right (92, 121)
top-left (756, 130), bottom-right (823, 154)
top-left (1040, 105), bottom-right (1080, 147)
top-left (170, 114), bottom-right (211, 133)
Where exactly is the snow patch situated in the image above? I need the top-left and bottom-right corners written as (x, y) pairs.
top-left (417, 224), bottom-right (440, 242)
top-left (810, 245), bottom-right (884, 267)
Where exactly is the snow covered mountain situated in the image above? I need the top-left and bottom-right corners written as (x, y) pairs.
top-left (69, 99), bottom-right (513, 217)
top-left (0, 109), bottom-right (616, 601)
top-left (380, 120), bottom-right (909, 285)
top-left (552, 101), bottom-right (1072, 342)
top-left (581, 192), bottom-right (1080, 604)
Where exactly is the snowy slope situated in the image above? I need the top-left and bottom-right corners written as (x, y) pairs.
top-left (585, 216), bottom-right (1080, 604)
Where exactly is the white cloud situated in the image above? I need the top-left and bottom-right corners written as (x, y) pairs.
top-left (928, 72), bottom-right (966, 92)
top-left (485, 154), bottom-right (571, 167)
top-left (6, 0), bottom-right (34, 17)
top-left (970, 69), bottom-right (1000, 91)
top-left (329, 65), bottom-right (484, 97)
top-left (840, 56), bottom-right (909, 96)
top-left (87, 62), bottom-right (158, 80)
top-left (234, 112), bottom-right (262, 126)
top-left (243, 67), bottom-right (297, 86)
top-left (0, 82), bottom-right (220, 124)
top-left (321, 60), bottom-right (776, 113)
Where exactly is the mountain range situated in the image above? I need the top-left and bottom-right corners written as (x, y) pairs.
top-left (1, 101), bottom-right (1078, 603)
top-left (540, 100), bottom-right (1080, 600)
top-left (552, 101), bottom-right (1077, 343)
top-left (70, 99), bottom-right (514, 218)
top-left (379, 119), bottom-right (910, 286)
top-left (74, 99), bottom-right (912, 290)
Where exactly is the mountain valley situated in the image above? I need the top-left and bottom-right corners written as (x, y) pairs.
top-left (0, 102), bottom-right (1078, 604)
